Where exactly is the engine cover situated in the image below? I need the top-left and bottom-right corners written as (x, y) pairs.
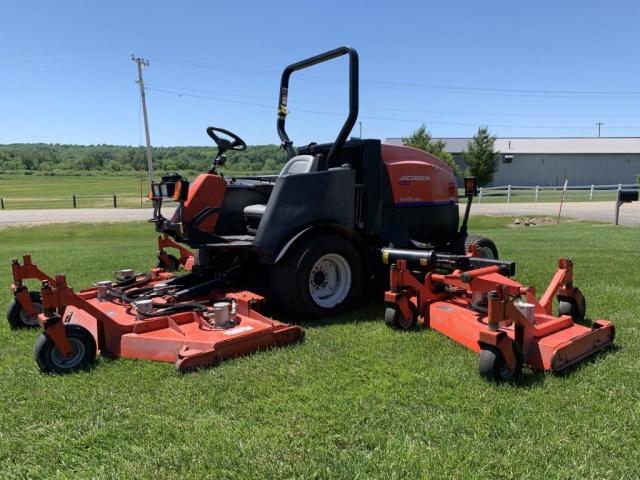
top-left (381, 143), bottom-right (457, 207)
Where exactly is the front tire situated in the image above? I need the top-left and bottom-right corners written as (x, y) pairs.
top-left (7, 291), bottom-right (43, 329)
top-left (34, 324), bottom-right (96, 374)
top-left (271, 235), bottom-right (364, 318)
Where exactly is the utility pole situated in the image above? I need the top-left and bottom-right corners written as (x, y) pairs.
top-left (132, 54), bottom-right (154, 188)
top-left (358, 121), bottom-right (362, 139)
top-left (595, 122), bottom-right (604, 138)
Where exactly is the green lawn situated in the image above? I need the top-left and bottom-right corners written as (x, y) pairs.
top-left (0, 217), bottom-right (638, 478)
top-left (0, 174), bottom-right (149, 209)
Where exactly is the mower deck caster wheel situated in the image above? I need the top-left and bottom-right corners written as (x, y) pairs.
top-left (479, 342), bottom-right (522, 382)
top-left (384, 304), bottom-right (418, 330)
top-left (557, 291), bottom-right (586, 323)
top-left (6, 291), bottom-right (43, 329)
top-left (34, 324), bottom-right (97, 374)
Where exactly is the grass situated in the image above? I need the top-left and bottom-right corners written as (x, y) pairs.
top-left (0, 217), bottom-right (639, 478)
top-left (0, 174), bottom-right (148, 209)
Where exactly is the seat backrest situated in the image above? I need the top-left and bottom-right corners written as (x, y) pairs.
top-left (279, 154), bottom-right (317, 177)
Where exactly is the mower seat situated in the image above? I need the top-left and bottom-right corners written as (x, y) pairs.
top-left (243, 154), bottom-right (317, 232)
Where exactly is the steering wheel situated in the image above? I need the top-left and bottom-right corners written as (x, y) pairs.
top-left (206, 127), bottom-right (247, 154)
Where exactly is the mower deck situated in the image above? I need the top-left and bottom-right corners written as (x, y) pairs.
top-left (383, 250), bottom-right (615, 380)
top-left (9, 255), bottom-right (303, 373)
top-left (63, 292), bottom-right (302, 372)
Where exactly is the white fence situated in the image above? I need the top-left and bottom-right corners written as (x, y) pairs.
top-left (476, 183), bottom-right (639, 204)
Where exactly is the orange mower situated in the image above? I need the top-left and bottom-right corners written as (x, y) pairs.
top-left (4, 46), bottom-right (616, 379)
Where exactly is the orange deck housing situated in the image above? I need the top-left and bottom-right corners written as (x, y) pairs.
top-left (385, 257), bottom-right (614, 375)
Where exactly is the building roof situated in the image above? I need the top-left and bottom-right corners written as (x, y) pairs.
top-left (383, 137), bottom-right (640, 154)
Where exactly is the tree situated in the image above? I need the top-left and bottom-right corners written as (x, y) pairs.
top-left (403, 124), bottom-right (461, 176)
top-left (463, 126), bottom-right (500, 187)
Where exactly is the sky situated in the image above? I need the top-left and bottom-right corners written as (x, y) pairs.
top-left (1, 0), bottom-right (640, 147)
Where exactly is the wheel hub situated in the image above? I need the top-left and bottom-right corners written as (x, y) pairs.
top-left (308, 253), bottom-right (352, 308)
top-left (50, 338), bottom-right (86, 369)
top-left (312, 270), bottom-right (327, 288)
top-left (19, 302), bottom-right (43, 327)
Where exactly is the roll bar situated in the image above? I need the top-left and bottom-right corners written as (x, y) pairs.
top-left (277, 46), bottom-right (359, 165)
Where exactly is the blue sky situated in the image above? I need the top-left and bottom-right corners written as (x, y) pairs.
top-left (1, 0), bottom-right (640, 146)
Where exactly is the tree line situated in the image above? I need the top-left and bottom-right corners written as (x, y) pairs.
top-left (0, 125), bottom-right (500, 184)
top-left (0, 143), bottom-right (287, 174)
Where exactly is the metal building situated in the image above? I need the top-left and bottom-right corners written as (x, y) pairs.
top-left (384, 137), bottom-right (640, 186)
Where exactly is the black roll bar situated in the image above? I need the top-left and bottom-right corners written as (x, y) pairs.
top-left (277, 46), bottom-right (359, 165)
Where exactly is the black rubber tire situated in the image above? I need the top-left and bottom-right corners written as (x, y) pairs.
top-left (34, 324), bottom-right (97, 374)
top-left (465, 235), bottom-right (499, 259)
top-left (384, 303), bottom-right (418, 331)
top-left (271, 234), bottom-right (364, 318)
top-left (157, 254), bottom-right (180, 272)
top-left (557, 294), bottom-right (586, 323)
top-left (6, 291), bottom-right (43, 329)
top-left (478, 342), bottom-right (522, 381)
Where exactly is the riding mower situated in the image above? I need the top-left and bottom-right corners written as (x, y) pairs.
top-left (5, 46), bottom-right (614, 379)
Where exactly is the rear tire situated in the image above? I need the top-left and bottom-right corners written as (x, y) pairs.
top-left (465, 235), bottom-right (499, 259)
top-left (7, 291), bottom-right (43, 329)
top-left (271, 234), bottom-right (363, 318)
top-left (479, 342), bottom-right (522, 381)
top-left (34, 324), bottom-right (96, 374)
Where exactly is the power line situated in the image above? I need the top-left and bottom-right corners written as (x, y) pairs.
top-left (145, 82), bottom-right (640, 119)
top-left (144, 85), bottom-right (640, 131)
top-left (149, 56), bottom-right (640, 99)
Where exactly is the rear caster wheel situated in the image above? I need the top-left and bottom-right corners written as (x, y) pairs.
top-left (479, 342), bottom-right (522, 381)
top-left (34, 324), bottom-right (96, 374)
top-left (157, 254), bottom-right (180, 272)
top-left (6, 291), bottom-right (43, 329)
top-left (384, 303), bottom-right (418, 330)
top-left (557, 290), bottom-right (586, 323)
